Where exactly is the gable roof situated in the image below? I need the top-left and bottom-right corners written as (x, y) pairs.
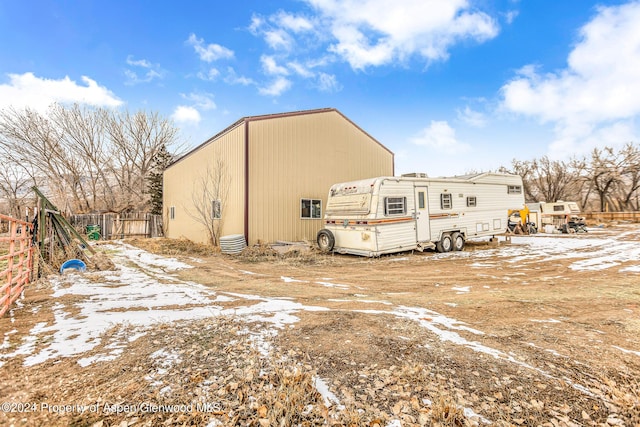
top-left (166, 108), bottom-right (393, 169)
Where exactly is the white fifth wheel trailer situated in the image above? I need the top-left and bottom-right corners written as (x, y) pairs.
top-left (316, 172), bottom-right (525, 257)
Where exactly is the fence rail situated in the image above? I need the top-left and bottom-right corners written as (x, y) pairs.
top-left (584, 211), bottom-right (640, 222)
top-left (69, 213), bottom-right (163, 240)
top-left (0, 213), bottom-right (35, 317)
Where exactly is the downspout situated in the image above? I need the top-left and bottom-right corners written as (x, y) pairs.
top-left (244, 119), bottom-right (249, 245)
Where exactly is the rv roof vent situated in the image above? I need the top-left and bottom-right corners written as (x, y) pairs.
top-left (401, 172), bottom-right (428, 178)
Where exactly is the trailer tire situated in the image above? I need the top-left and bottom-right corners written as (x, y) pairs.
top-left (317, 229), bottom-right (335, 252)
top-left (436, 233), bottom-right (453, 253)
top-left (451, 232), bottom-right (465, 251)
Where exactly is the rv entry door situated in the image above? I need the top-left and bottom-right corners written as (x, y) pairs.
top-left (414, 186), bottom-right (430, 242)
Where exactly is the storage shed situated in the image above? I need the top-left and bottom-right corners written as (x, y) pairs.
top-left (163, 108), bottom-right (394, 246)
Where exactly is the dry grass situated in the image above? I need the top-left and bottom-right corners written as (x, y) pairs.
top-left (125, 237), bottom-right (216, 257)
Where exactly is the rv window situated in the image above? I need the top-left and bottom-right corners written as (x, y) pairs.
top-left (507, 185), bottom-right (522, 194)
top-left (301, 199), bottom-right (322, 219)
top-left (418, 192), bottom-right (426, 209)
top-left (169, 206), bottom-right (175, 220)
top-left (440, 193), bottom-right (452, 209)
top-left (212, 200), bottom-right (222, 219)
top-left (467, 196), bottom-right (477, 207)
top-left (384, 197), bottom-right (406, 215)
top-left (553, 205), bottom-right (565, 212)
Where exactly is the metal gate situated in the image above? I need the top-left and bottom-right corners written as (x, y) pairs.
top-left (0, 213), bottom-right (35, 317)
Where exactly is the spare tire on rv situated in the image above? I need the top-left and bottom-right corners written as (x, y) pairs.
top-left (317, 229), bottom-right (335, 252)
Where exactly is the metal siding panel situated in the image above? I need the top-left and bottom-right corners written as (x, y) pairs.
top-left (248, 110), bottom-right (393, 245)
top-left (163, 124), bottom-right (245, 244)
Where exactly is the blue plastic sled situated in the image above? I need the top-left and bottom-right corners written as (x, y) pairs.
top-left (60, 259), bottom-right (87, 274)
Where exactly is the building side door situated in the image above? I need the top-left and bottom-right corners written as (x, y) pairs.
top-left (414, 186), bottom-right (430, 241)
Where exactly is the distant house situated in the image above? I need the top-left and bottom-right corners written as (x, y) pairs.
top-left (163, 108), bottom-right (394, 246)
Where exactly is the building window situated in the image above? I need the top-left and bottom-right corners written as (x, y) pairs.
top-left (508, 185), bottom-right (522, 194)
top-left (212, 200), bottom-right (222, 219)
top-left (467, 196), bottom-right (477, 207)
top-left (169, 206), bottom-right (175, 220)
top-left (301, 199), bottom-right (322, 219)
top-left (440, 193), bottom-right (452, 209)
top-left (384, 197), bottom-right (406, 215)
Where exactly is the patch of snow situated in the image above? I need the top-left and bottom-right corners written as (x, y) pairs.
top-left (314, 281), bottom-right (350, 290)
top-left (471, 234), bottom-right (640, 272)
top-left (463, 406), bottom-right (492, 424)
top-left (314, 377), bottom-right (344, 410)
top-left (386, 257), bottom-right (408, 262)
top-left (613, 346), bottom-right (640, 357)
top-left (530, 319), bottom-right (561, 323)
top-left (444, 303), bottom-right (458, 307)
top-left (227, 299), bottom-right (329, 328)
top-left (356, 299), bottom-right (392, 305)
top-left (281, 276), bottom-right (308, 283)
top-left (3, 244), bottom-right (329, 367)
top-left (212, 295), bottom-right (235, 302)
top-left (452, 286), bottom-right (470, 294)
top-left (103, 242), bottom-right (193, 272)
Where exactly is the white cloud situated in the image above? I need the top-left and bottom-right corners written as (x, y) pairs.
top-left (457, 106), bottom-right (486, 127)
top-left (126, 56), bottom-right (152, 68)
top-left (504, 10), bottom-right (519, 25)
top-left (288, 61), bottom-right (315, 78)
top-left (261, 55), bottom-right (289, 75)
top-left (410, 120), bottom-right (471, 154)
top-left (258, 77), bottom-right (292, 96)
top-left (124, 55), bottom-right (165, 85)
top-left (181, 92), bottom-right (216, 110)
top-left (305, 0), bottom-right (499, 70)
top-left (264, 29), bottom-right (294, 51)
top-left (249, 15), bottom-right (265, 35)
top-left (197, 68), bottom-right (220, 81)
top-left (224, 67), bottom-right (255, 86)
top-left (187, 33), bottom-right (234, 62)
top-left (500, 2), bottom-right (640, 158)
top-left (0, 72), bottom-right (122, 112)
top-left (316, 72), bottom-right (341, 92)
top-left (171, 105), bottom-right (201, 125)
top-left (273, 11), bottom-right (314, 33)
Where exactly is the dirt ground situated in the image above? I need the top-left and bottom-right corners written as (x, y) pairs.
top-left (0, 224), bottom-right (639, 426)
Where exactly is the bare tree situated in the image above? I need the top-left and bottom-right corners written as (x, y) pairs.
top-left (585, 147), bottom-right (627, 212)
top-left (104, 109), bottom-right (179, 212)
top-left (187, 158), bottom-right (231, 246)
top-left (507, 156), bottom-right (580, 203)
top-left (0, 149), bottom-right (34, 218)
top-left (612, 142), bottom-right (640, 211)
top-left (0, 104), bottom-right (181, 214)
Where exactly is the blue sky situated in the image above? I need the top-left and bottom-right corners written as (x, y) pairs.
top-left (1, 0), bottom-right (638, 176)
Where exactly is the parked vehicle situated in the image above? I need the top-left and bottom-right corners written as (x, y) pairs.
top-left (525, 201), bottom-right (587, 233)
top-left (317, 172), bottom-right (525, 257)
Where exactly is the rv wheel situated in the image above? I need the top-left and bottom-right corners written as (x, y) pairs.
top-left (451, 232), bottom-right (465, 251)
top-left (317, 229), bottom-right (335, 252)
top-left (436, 233), bottom-right (453, 253)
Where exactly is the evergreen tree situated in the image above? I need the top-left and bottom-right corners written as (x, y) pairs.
top-left (147, 144), bottom-right (173, 214)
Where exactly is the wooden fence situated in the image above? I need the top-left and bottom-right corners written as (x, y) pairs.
top-left (69, 213), bottom-right (163, 240)
top-left (584, 211), bottom-right (640, 223)
top-left (0, 213), bottom-right (35, 317)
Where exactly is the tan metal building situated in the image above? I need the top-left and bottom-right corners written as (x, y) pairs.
top-left (163, 108), bottom-right (394, 246)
